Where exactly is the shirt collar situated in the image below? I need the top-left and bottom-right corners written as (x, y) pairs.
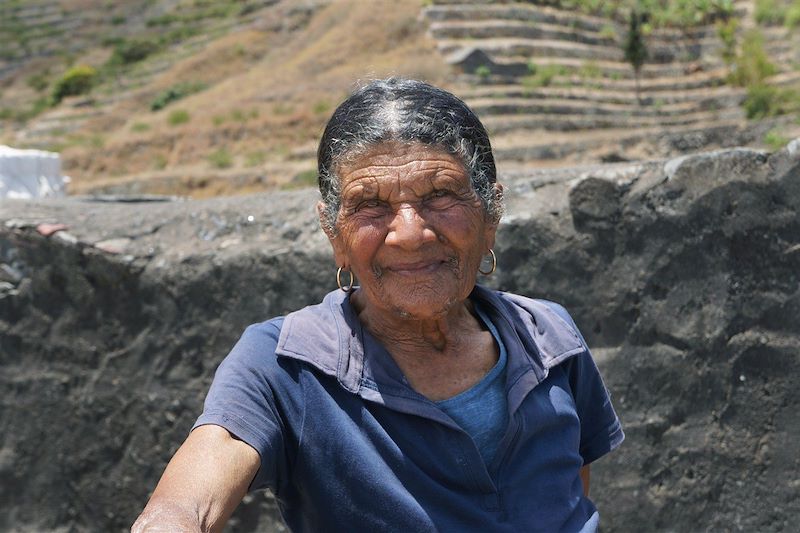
top-left (275, 286), bottom-right (585, 399)
top-left (275, 288), bottom-right (364, 393)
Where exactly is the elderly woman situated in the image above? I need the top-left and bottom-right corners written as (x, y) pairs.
top-left (133, 78), bottom-right (623, 532)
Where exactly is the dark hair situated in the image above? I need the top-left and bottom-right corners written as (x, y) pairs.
top-left (317, 78), bottom-right (501, 233)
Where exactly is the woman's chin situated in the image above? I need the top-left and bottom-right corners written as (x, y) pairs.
top-left (354, 268), bottom-right (476, 322)
top-left (379, 289), bottom-right (466, 322)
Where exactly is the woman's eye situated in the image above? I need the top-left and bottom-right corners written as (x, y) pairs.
top-left (426, 190), bottom-right (454, 204)
top-left (357, 199), bottom-right (383, 211)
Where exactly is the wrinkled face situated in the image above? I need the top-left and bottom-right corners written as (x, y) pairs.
top-left (321, 142), bottom-right (500, 320)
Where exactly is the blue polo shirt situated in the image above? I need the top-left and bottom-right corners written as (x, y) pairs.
top-left (194, 286), bottom-right (624, 532)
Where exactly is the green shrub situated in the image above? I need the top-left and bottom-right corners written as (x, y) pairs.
top-left (729, 30), bottom-right (777, 87)
top-left (152, 154), bottom-right (167, 170)
top-left (623, 7), bottom-right (650, 104)
top-left (273, 102), bottom-right (294, 115)
top-left (0, 99), bottom-right (50, 122)
top-left (110, 38), bottom-right (160, 65)
top-left (101, 36), bottom-right (124, 48)
top-left (230, 108), bottom-right (259, 122)
top-left (62, 133), bottom-right (105, 149)
top-left (167, 109), bottom-right (190, 125)
top-left (524, 64), bottom-right (566, 88)
top-left (51, 64), bottom-right (96, 103)
top-left (554, 0), bottom-right (732, 28)
top-left (474, 65), bottom-right (491, 81)
top-left (30, 96), bottom-right (51, 116)
top-left (754, 0), bottom-right (787, 24)
top-left (26, 71), bottom-right (50, 92)
top-left (282, 169), bottom-right (318, 190)
top-left (743, 85), bottom-right (800, 118)
top-left (150, 82), bottom-right (208, 111)
top-left (312, 100), bottom-right (331, 115)
top-left (131, 122), bottom-right (151, 132)
top-left (238, 3), bottom-right (261, 16)
top-left (764, 129), bottom-right (789, 150)
top-left (245, 150), bottom-right (267, 167)
top-left (599, 23), bottom-right (617, 40)
top-left (775, 87), bottom-right (800, 113)
top-left (579, 60), bottom-right (602, 79)
top-left (87, 134), bottom-right (105, 148)
top-left (208, 148), bottom-right (233, 169)
top-left (147, 14), bottom-right (180, 26)
top-left (743, 84), bottom-right (776, 118)
top-left (716, 17), bottom-right (738, 66)
top-left (786, 2), bottom-right (800, 27)
top-left (624, 9), bottom-right (648, 73)
top-left (163, 26), bottom-right (200, 44)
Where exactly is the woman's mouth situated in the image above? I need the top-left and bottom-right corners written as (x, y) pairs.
top-left (386, 260), bottom-right (444, 275)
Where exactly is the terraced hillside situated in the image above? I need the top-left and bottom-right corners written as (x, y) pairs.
top-left (1, 0), bottom-right (285, 111)
top-left (0, 0), bottom-right (445, 196)
top-left (1, 0), bottom-right (799, 195)
top-left (423, 0), bottom-right (800, 172)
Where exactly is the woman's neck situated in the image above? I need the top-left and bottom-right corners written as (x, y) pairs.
top-left (350, 289), bottom-right (498, 401)
top-left (351, 289), bottom-right (479, 353)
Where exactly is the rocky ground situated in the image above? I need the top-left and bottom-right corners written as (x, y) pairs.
top-left (1, 139), bottom-right (799, 531)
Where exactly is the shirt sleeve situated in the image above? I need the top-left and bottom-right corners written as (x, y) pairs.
top-left (544, 302), bottom-right (624, 465)
top-left (192, 318), bottom-right (288, 491)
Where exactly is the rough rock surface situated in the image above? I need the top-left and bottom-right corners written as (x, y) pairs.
top-left (1, 140), bottom-right (799, 532)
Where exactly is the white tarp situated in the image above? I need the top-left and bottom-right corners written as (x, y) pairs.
top-left (0, 145), bottom-right (69, 199)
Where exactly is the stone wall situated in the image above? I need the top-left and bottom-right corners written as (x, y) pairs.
top-left (1, 140), bottom-right (798, 531)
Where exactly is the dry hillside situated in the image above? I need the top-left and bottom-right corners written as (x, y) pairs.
top-left (1, 0), bottom-right (450, 196)
top-left (1, 0), bottom-right (799, 197)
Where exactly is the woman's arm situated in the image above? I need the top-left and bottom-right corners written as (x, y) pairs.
top-left (580, 465), bottom-right (591, 497)
top-left (131, 424), bottom-right (260, 533)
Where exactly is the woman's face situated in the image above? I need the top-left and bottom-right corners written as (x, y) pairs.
top-left (321, 142), bottom-right (500, 321)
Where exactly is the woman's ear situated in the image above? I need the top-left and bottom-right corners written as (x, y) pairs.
top-left (317, 201), bottom-right (347, 265)
top-left (484, 226), bottom-right (497, 253)
top-left (482, 182), bottom-right (503, 249)
top-left (488, 182), bottom-right (504, 226)
top-left (317, 201), bottom-right (335, 240)
top-left (493, 182), bottom-right (504, 220)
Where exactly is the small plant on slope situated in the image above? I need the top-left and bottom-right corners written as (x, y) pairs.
top-left (51, 65), bottom-right (97, 103)
top-left (624, 8), bottom-right (648, 105)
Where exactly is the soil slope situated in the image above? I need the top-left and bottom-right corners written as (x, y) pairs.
top-left (2, 0), bottom-right (799, 197)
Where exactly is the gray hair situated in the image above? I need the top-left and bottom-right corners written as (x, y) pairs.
top-left (317, 78), bottom-right (502, 234)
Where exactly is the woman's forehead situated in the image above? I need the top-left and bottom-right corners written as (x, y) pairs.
top-left (338, 142), bottom-right (467, 189)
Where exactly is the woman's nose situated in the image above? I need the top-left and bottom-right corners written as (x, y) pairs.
top-left (385, 204), bottom-right (436, 249)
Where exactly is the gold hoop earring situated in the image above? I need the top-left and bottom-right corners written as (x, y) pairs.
top-left (336, 267), bottom-right (354, 292)
top-left (478, 249), bottom-right (496, 276)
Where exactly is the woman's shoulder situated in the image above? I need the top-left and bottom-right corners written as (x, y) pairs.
top-left (223, 290), bottom-right (351, 383)
top-left (235, 317), bottom-right (284, 349)
top-left (479, 287), bottom-right (581, 336)
top-left (233, 289), bottom-right (347, 361)
top-left (220, 317), bottom-right (286, 373)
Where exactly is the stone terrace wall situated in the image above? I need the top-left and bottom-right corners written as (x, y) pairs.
top-left (422, 1), bottom-right (800, 167)
top-left (1, 140), bottom-right (799, 531)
